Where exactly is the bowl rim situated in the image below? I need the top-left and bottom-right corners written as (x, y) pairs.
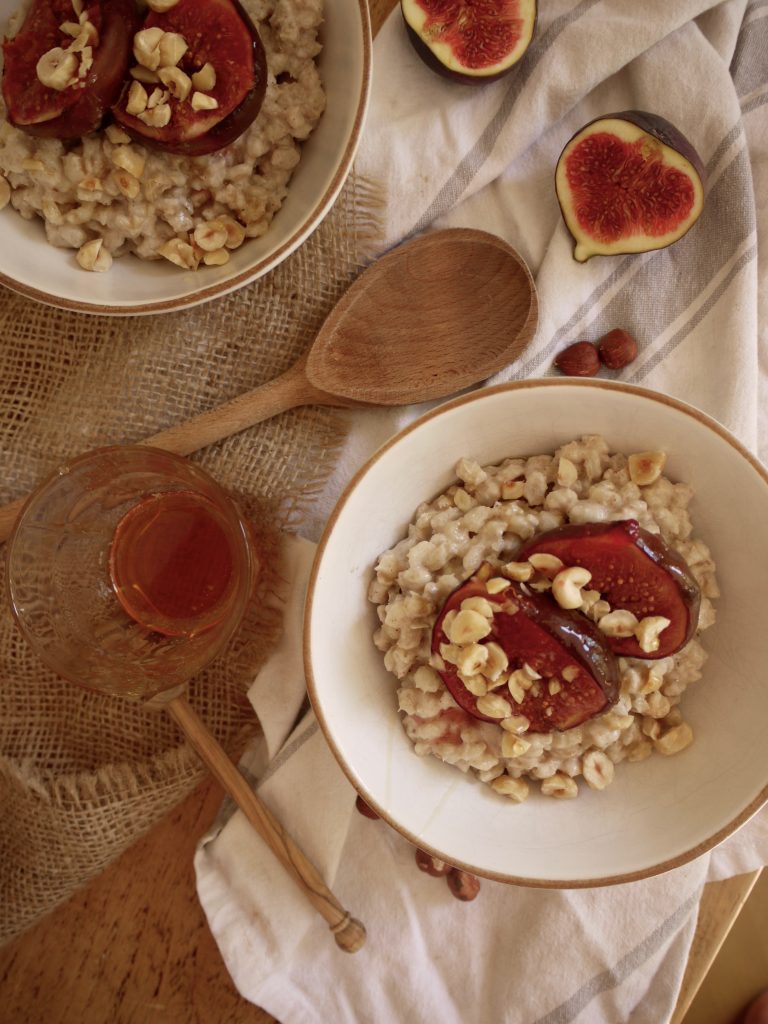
top-left (303, 378), bottom-right (768, 887)
top-left (0, 0), bottom-right (373, 316)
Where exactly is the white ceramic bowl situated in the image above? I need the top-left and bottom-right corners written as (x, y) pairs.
top-left (305, 380), bottom-right (768, 886)
top-left (0, 0), bottom-right (370, 315)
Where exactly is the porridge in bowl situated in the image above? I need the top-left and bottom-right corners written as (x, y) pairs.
top-left (369, 435), bottom-right (718, 803)
top-left (0, 0), bottom-right (325, 271)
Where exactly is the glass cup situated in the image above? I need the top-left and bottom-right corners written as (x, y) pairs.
top-left (6, 446), bottom-right (257, 701)
top-left (5, 445), bottom-right (366, 951)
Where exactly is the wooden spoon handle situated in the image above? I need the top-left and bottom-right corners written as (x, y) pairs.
top-left (167, 694), bottom-right (366, 953)
top-left (0, 359), bottom-right (360, 545)
top-left (143, 359), bottom-right (335, 457)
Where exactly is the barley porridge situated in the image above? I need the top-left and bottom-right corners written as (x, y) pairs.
top-left (0, 0), bottom-right (325, 271)
top-left (368, 435), bottom-right (718, 802)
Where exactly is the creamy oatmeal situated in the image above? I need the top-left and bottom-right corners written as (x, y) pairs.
top-left (0, 0), bottom-right (325, 270)
top-left (368, 435), bottom-right (718, 802)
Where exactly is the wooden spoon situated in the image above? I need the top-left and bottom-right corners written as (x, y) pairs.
top-left (0, 228), bottom-right (537, 541)
top-left (165, 694), bottom-right (366, 953)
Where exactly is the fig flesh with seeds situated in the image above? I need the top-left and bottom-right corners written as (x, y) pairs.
top-left (401, 0), bottom-right (536, 85)
top-left (518, 520), bottom-right (701, 659)
top-left (432, 567), bottom-right (618, 732)
top-left (555, 111), bottom-right (706, 262)
top-left (2, 0), bottom-right (138, 139)
top-left (111, 0), bottom-right (267, 156)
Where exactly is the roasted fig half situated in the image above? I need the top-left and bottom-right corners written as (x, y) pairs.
top-left (111, 0), bottom-right (267, 156)
top-left (432, 566), bottom-right (619, 732)
top-left (518, 520), bottom-right (701, 659)
top-left (2, 0), bottom-right (138, 139)
top-left (555, 111), bottom-right (706, 262)
top-left (401, 0), bottom-right (536, 85)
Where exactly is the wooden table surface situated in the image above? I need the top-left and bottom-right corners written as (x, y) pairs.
top-left (0, 1), bottom-right (763, 1021)
top-left (0, 769), bottom-right (760, 1024)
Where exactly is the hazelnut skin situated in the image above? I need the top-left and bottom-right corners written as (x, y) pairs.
top-left (447, 868), bottom-right (481, 901)
top-left (415, 848), bottom-right (452, 877)
top-left (554, 341), bottom-right (600, 377)
top-left (355, 795), bottom-right (380, 820)
top-left (598, 329), bottom-right (638, 370)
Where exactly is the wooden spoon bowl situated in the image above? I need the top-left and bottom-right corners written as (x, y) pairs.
top-left (0, 229), bottom-right (537, 541)
top-left (305, 228), bottom-right (537, 403)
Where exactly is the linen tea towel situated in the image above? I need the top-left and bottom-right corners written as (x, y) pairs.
top-left (196, 2), bottom-right (768, 1021)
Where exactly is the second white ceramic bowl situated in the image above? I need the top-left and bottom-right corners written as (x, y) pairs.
top-left (305, 380), bottom-right (768, 886)
top-left (0, 0), bottom-right (371, 314)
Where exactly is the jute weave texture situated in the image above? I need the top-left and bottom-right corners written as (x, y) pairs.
top-left (0, 172), bottom-right (380, 945)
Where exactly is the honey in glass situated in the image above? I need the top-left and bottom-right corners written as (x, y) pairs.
top-left (7, 447), bottom-right (256, 701)
top-left (109, 490), bottom-right (238, 639)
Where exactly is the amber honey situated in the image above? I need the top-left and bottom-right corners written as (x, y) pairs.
top-left (109, 489), bottom-right (239, 638)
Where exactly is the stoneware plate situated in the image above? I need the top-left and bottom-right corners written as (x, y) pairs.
top-left (0, 0), bottom-right (371, 315)
top-left (305, 380), bottom-right (768, 886)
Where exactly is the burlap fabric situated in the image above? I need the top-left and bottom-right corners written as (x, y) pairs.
top-left (0, 172), bottom-right (381, 946)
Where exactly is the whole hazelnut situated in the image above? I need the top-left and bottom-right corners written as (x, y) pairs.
top-left (597, 328), bottom-right (638, 369)
top-left (446, 868), bottom-right (481, 901)
top-left (554, 341), bottom-right (600, 377)
top-left (354, 794), bottom-right (380, 820)
top-left (415, 848), bottom-right (452, 877)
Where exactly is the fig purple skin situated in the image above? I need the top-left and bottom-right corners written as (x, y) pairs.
top-left (401, 0), bottom-right (537, 85)
top-left (613, 111), bottom-right (706, 184)
top-left (111, 0), bottom-right (267, 156)
top-left (555, 110), bottom-right (706, 262)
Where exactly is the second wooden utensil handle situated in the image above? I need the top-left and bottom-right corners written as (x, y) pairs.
top-left (167, 694), bottom-right (366, 953)
top-left (0, 359), bottom-right (361, 545)
top-left (143, 358), bottom-right (334, 457)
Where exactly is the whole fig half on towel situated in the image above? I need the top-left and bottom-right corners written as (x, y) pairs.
top-left (401, 0), bottom-right (537, 84)
top-left (111, 0), bottom-right (267, 156)
top-left (2, 0), bottom-right (138, 139)
top-left (555, 111), bottom-right (706, 262)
